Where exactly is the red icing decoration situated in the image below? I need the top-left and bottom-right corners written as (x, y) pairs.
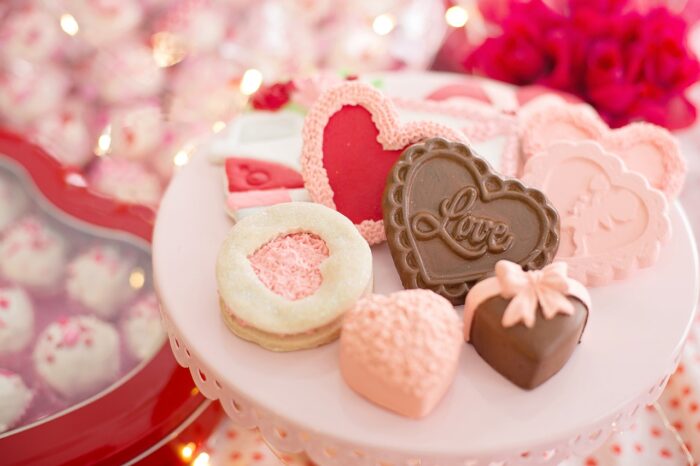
top-left (250, 81), bottom-right (295, 111)
top-left (225, 158), bottom-right (304, 192)
top-left (322, 106), bottom-right (406, 224)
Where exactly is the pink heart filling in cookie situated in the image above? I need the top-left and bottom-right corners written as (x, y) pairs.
top-left (248, 232), bottom-right (329, 301)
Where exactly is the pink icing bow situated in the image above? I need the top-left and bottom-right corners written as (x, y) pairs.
top-left (464, 260), bottom-right (591, 341)
top-left (497, 261), bottom-right (574, 328)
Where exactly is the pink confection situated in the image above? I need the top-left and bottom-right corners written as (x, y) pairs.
top-left (0, 4), bottom-right (63, 62)
top-left (339, 290), bottom-right (462, 418)
top-left (0, 370), bottom-right (32, 434)
top-left (0, 174), bottom-right (29, 232)
top-left (520, 102), bottom-right (686, 199)
top-left (0, 216), bottom-right (66, 292)
top-left (0, 64), bottom-right (69, 127)
top-left (67, 0), bottom-right (142, 47)
top-left (107, 102), bottom-right (164, 161)
top-left (87, 40), bottom-right (164, 103)
top-left (300, 82), bottom-right (467, 245)
top-left (88, 158), bottom-right (162, 206)
top-left (0, 287), bottom-right (35, 355)
top-left (152, 0), bottom-right (227, 53)
top-left (168, 56), bottom-right (243, 124)
top-left (122, 294), bottom-right (166, 361)
top-left (248, 233), bottom-right (329, 301)
top-left (33, 316), bottom-right (120, 399)
top-left (66, 246), bottom-right (136, 319)
top-left (464, 261), bottom-right (591, 341)
top-left (522, 141), bottom-right (672, 286)
top-left (30, 101), bottom-right (93, 167)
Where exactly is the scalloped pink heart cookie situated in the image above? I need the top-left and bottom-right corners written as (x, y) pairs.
top-left (339, 289), bottom-right (462, 418)
top-left (300, 82), bottom-right (467, 245)
top-left (520, 103), bottom-right (686, 199)
top-left (522, 141), bottom-right (671, 286)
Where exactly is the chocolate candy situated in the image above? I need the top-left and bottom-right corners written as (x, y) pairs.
top-left (382, 138), bottom-right (560, 304)
top-left (464, 261), bottom-right (591, 389)
top-left (469, 296), bottom-right (587, 389)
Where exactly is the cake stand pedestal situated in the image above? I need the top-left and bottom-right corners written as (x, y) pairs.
top-left (153, 116), bottom-right (698, 466)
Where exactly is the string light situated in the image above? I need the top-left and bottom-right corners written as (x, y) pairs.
top-left (212, 121), bottom-right (226, 133)
top-left (60, 13), bottom-right (79, 36)
top-left (372, 14), bottom-right (395, 36)
top-left (192, 452), bottom-right (210, 466)
top-left (445, 5), bottom-right (469, 28)
top-left (173, 144), bottom-right (194, 167)
top-left (152, 32), bottom-right (187, 68)
top-left (94, 125), bottom-right (112, 157)
top-left (179, 442), bottom-right (196, 461)
top-left (239, 69), bottom-right (263, 96)
top-left (129, 268), bottom-right (146, 290)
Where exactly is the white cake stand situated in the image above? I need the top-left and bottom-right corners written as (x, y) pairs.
top-left (153, 74), bottom-right (699, 466)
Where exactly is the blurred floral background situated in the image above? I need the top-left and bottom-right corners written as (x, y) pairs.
top-left (2, 0), bottom-right (700, 209)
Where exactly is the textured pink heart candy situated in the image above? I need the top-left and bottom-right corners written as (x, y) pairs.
top-left (339, 289), bottom-right (462, 418)
top-left (520, 102), bottom-right (686, 199)
top-left (522, 141), bottom-right (671, 287)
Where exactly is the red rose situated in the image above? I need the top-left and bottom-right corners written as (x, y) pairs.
top-left (466, 0), bottom-right (700, 129)
top-left (250, 81), bottom-right (296, 111)
top-left (467, 0), bottom-right (569, 85)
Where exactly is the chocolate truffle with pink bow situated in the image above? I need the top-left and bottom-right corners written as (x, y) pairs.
top-left (464, 260), bottom-right (591, 389)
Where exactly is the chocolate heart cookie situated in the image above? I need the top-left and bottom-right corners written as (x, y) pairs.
top-left (382, 138), bottom-right (560, 304)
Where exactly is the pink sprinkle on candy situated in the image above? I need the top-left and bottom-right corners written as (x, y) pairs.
top-left (248, 233), bottom-right (329, 301)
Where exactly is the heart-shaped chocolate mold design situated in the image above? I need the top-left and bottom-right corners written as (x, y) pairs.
top-left (383, 138), bottom-right (560, 304)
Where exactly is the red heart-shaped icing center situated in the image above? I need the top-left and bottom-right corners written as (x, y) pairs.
top-left (323, 106), bottom-right (405, 224)
top-left (300, 82), bottom-right (467, 244)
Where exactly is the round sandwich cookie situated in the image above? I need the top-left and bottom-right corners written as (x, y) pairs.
top-left (216, 202), bottom-right (373, 352)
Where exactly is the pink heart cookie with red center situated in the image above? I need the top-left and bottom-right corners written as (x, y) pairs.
top-left (300, 82), bottom-right (467, 244)
top-left (339, 289), bottom-right (462, 418)
top-left (520, 103), bottom-right (686, 199)
top-left (522, 141), bottom-right (671, 286)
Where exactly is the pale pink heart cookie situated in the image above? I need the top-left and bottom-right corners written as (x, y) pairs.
top-left (520, 102), bottom-right (686, 199)
top-left (522, 141), bottom-right (671, 286)
top-left (300, 82), bottom-right (467, 245)
top-left (339, 289), bottom-right (462, 418)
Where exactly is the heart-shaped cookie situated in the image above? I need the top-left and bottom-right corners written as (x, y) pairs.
top-left (383, 138), bottom-right (560, 304)
top-left (339, 289), bottom-right (462, 418)
top-left (520, 102), bottom-right (686, 199)
top-left (522, 141), bottom-right (671, 286)
top-left (300, 82), bottom-right (467, 245)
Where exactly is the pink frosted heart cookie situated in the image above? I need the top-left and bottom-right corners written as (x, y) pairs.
top-left (522, 141), bottom-right (671, 286)
top-left (217, 202), bottom-right (373, 351)
top-left (520, 102), bottom-right (686, 199)
top-left (340, 290), bottom-right (462, 418)
top-left (300, 82), bottom-right (467, 245)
